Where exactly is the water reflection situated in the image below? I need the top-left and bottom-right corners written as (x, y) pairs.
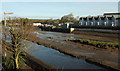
top-left (27, 41), bottom-right (105, 69)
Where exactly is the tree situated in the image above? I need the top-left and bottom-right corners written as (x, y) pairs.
top-left (53, 19), bottom-right (60, 24)
top-left (2, 17), bottom-right (31, 70)
top-left (46, 19), bottom-right (53, 24)
top-left (3, 27), bottom-right (27, 70)
top-left (60, 13), bottom-right (75, 23)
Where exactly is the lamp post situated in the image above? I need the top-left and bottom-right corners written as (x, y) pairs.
top-left (4, 12), bottom-right (13, 26)
top-left (4, 12), bottom-right (13, 58)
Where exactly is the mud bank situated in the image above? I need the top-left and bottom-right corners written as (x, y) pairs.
top-left (23, 33), bottom-right (119, 70)
top-left (38, 27), bottom-right (119, 43)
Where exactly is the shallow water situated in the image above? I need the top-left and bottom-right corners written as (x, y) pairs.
top-left (1, 26), bottom-right (110, 70)
top-left (26, 41), bottom-right (106, 69)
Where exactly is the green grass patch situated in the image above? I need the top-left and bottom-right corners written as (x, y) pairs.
top-left (75, 39), bottom-right (119, 49)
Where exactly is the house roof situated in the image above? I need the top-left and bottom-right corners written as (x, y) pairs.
top-left (104, 13), bottom-right (120, 18)
top-left (89, 17), bottom-right (93, 20)
top-left (80, 18), bottom-right (83, 20)
top-left (116, 18), bottom-right (120, 20)
top-left (83, 17), bottom-right (87, 20)
top-left (107, 17), bottom-right (112, 20)
top-left (94, 17), bottom-right (99, 20)
top-left (104, 13), bottom-right (120, 15)
top-left (79, 13), bottom-right (120, 20)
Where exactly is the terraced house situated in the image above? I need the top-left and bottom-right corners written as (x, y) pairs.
top-left (79, 13), bottom-right (120, 27)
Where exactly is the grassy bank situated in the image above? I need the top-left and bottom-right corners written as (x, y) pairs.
top-left (72, 39), bottom-right (119, 49)
top-left (2, 40), bottom-right (57, 71)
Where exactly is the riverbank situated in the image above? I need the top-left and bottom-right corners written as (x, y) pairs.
top-left (70, 39), bottom-right (119, 50)
top-left (22, 30), bottom-right (119, 70)
top-left (2, 40), bottom-right (56, 71)
top-left (24, 51), bottom-right (57, 71)
top-left (38, 26), bottom-right (119, 43)
top-left (3, 26), bottom-right (119, 70)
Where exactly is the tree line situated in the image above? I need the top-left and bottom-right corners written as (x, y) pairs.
top-left (2, 13), bottom-right (79, 26)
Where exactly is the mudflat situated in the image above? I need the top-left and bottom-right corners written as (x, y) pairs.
top-left (23, 29), bottom-right (119, 70)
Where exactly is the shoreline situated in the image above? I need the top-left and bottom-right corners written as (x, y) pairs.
top-left (2, 26), bottom-right (119, 70)
top-left (23, 31), bottom-right (119, 70)
top-left (24, 51), bottom-right (57, 71)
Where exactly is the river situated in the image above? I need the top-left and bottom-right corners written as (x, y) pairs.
top-left (1, 26), bottom-right (115, 70)
top-left (26, 41), bottom-right (106, 69)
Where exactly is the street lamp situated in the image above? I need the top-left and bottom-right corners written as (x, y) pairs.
top-left (4, 12), bottom-right (13, 58)
top-left (4, 12), bottom-right (13, 26)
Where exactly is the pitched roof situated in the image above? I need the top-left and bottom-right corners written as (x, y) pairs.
top-left (94, 17), bottom-right (99, 20)
top-left (89, 17), bottom-right (93, 20)
top-left (104, 13), bottom-right (120, 18)
top-left (116, 18), bottom-right (120, 20)
top-left (80, 18), bottom-right (83, 20)
top-left (104, 13), bottom-right (120, 15)
top-left (107, 17), bottom-right (112, 20)
top-left (83, 17), bottom-right (87, 20)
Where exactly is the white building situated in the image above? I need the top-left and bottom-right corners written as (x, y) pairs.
top-left (78, 13), bottom-right (120, 27)
top-left (88, 17), bottom-right (94, 26)
top-left (94, 16), bottom-right (101, 26)
top-left (104, 13), bottom-right (120, 27)
top-left (99, 16), bottom-right (105, 26)
top-left (79, 17), bottom-right (84, 26)
top-left (33, 23), bottom-right (41, 26)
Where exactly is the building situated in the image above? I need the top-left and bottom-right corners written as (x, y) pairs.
top-left (33, 23), bottom-right (41, 26)
top-left (104, 13), bottom-right (120, 26)
top-left (78, 13), bottom-right (120, 27)
top-left (88, 17), bottom-right (94, 26)
top-left (61, 23), bottom-right (70, 28)
top-left (104, 13), bottom-right (120, 18)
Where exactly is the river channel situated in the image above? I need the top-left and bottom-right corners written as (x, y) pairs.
top-left (27, 41), bottom-right (106, 69)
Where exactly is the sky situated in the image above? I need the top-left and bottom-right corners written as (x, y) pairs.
top-left (2, 0), bottom-right (120, 2)
top-left (1, 2), bottom-right (118, 20)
